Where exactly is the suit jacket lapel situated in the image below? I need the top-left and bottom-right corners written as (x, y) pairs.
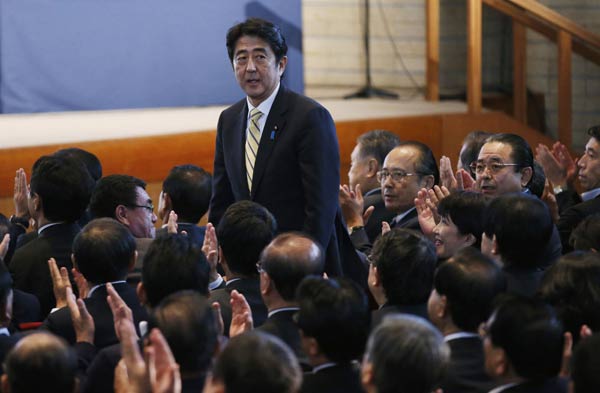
top-left (231, 104), bottom-right (251, 198)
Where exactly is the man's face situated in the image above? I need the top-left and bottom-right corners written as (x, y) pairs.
top-left (381, 146), bottom-right (431, 213)
top-left (348, 144), bottom-right (374, 190)
top-left (126, 187), bottom-right (157, 239)
top-left (475, 142), bottom-right (526, 197)
top-left (577, 137), bottom-right (600, 191)
top-left (233, 35), bottom-right (287, 107)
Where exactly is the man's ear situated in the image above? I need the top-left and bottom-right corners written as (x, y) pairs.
top-left (520, 166), bottom-right (533, 188)
top-left (30, 192), bottom-right (42, 214)
top-left (260, 272), bottom-right (272, 296)
top-left (204, 374), bottom-right (226, 393)
top-left (464, 233), bottom-right (476, 247)
top-left (136, 282), bottom-right (147, 305)
top-left (372, 266), bottom-right (381, 287)
top-left (361, 361), bottom-right (375, 392)
top-left (71, 253), bottom-right (78, 271)
top-left (366, 158), bottom-right (379, 178)
top-left (491, 234), bottom-right (499, 255)
top-left (277, 55), bottom-right (288, 76)
top-left (421, 174), bottom-right (435, 190)
top-left (2, 373), bottom-right (10, 393)
top-left (488, 346), bottom-right (509, 378)
top-left (437, 294), bottom-right (449, 319)
top-left (158, 191), bottom-right (172, 222)
top-left (115, 205), bottom-right (130, 226)
top-left (128, 250), bottom-right (138, 272)
top-left (305, 336), bottom-right (321, 357)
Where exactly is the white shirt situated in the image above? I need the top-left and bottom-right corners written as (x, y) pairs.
top-left (581, 187), bottom-right (600, 201)
top-left (444, 331), bottom-right (479, 342)
top-left (488, 382), bottom-right (520, 393)
top-left (267, 307), bottom-right (299, 319)
top-left (87, 280), bottom-right (127, 298)
top-left (392, 207), bottom-right (416, 226)
top-left (38, 221), bottom-right (65, 235)
top-left (246, 82), bottom-right (280, 140)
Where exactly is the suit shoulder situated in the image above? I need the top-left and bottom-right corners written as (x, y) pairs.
top-left (220, 98), bottom-right (247, 118)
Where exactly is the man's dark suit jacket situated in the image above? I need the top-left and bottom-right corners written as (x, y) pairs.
top-left (498, 377), bottom-right (568, 393)
top-left (363, 188), bottom-right (395, 243)
top-left (371, 302), bottom-right (429, 330)
top-left (210, 277), bottom-right (267, 336)
top-left (11, 289), bottom-right (41, 330)
top-left (156, 223), bottom-right (206, 247)
top-left (42, 282), bottom-right (148, 349)
top-left (10, 222), bottom-right (80, 317)
top-left (208, 85), bottom-right (341, 276)
top-left (557, 195), bottom-right (600, 253)
top-left (257, 309), bottom-right (309, 369)
top-left (441, 335), bottom-right (497, 393)
top-left (301, 363), bottom-right (365, 393)
top-left (350, 208), bottom-right (420, 255)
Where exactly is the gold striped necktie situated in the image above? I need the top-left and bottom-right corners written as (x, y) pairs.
top-left (245, 108), bottom-right (263, 191)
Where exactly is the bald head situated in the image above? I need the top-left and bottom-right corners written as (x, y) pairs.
top-left (3, 333), bottom-right (77, 393)
top-left (260, 232), bottom-right (324, 301)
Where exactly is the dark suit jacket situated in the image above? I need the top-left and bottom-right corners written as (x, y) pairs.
top-left (371, 302), bottom-right (429, 330)
top-left (363, 188), bottom-right (395, 243)
top-left (10, 222), bottom-right (80, 317)
top-left (499, 377), bottom-right (568, 393)
top-left (11, 289), bottom-right (41, 329)
top-left (441, 336), bottom-right (497, 393)
top-left (301, 363), bottom-right (365, 393)
top-left (43, 282), bottom-right (148, 349)
top-left (557, 195), bottom-right (600, 253)
top-left (209, 85), bottom-right (341, 276)
top-left (210, 277), bottom-right (267, 336)
top-left (503, 266), bottom-right (545, 297)
top-left (156, 223), bottom-right (206, 247)
top-left (257, 309), bottom-right (308, 369)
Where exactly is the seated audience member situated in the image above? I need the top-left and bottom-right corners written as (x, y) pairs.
top-left (482, 193), bottom-right (554, 296)
top-left (43, 218), bottom-right (147, 348)
top-left (204, 331), bottom-right (302, 393)
top-left (432, 191), bottom-right (487, 261)
top-left (569, 213), bottom-right (600, 252)
top-left (428, 247), bottom-right (506, 393)
top-left (361, 314), bottom-right (450, 393)
top-left (537, 251), bottom-right (600, 345)
top-left (296, 277), bottom-right (370, 393)
top-left (571, 334), bottom-right (600, 393)
top-left (10, 155), bottom-right (94, 317)
top-left (482, 295), bottom-right (567, 393)
top-left (1, 332), bottom-right (78, 393)
top-left (0, 262), bottom-right (20, 372)
top-left (211, 200), bottom-right (276, 334)
top-left (156, 164), bottom-right (212, 246)
top-left (368, 228), bottom-right (436, 327)
top-left (457, 130), bottom-right (492, 176)
top-left (342, 130), bottom-right (400, 242)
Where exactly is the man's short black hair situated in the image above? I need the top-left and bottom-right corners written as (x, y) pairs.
top-left (356, 130), bottom-right (401, 166)
top-left (162, 165), bottom-right (212, 224)
top-left (226, 18), bottom-right (288, 63)
top-left (89, 174), bottom-right (146, 219)
top-left (434, 247), bottom-right (506, 332)
top-left (217, 201), bottom-right (277, 276)
top-left (484, 133), bottom-right (534, 186)
top-left (587, 124), bottom-right (600, 141)
top-left (142, 234), bottom-right (210, 308)
top-left (4, 333), bottom-right (77, 393)
top-left (30, 155), bottom-right (94, 223)
top-left (437, 190), bottom-right (488, 249)
top-left (0, 262), bottom-right (12, 311)
top-left (72, 218), bottom-right (136, 284)
top-left (371, 228), bottom-right (436, 305)
top-left (396, 141), bottom-right (440, 185)
top-left (529, 161), bottom-right (546, 198)
top-left (212, 331), bottom-right (301, 393)
top-left (570, 214), bottom-right (600, 251)
top-left (483, 193), bottom-right (553, 268)
top-left (365, 315), bottom-right (450, 393)
top-left (488, 295), bottom-right (564, 381)
top-left (460, 130), bottom-right (491, 176)
top-left (147, 291), bottom-right (217, 378)
top-left (54, 147), bottom-right (102, 182)
top-left (296, 277), bottom-right (370, 363)
top-left (538, 251), bottom-right (600, 344)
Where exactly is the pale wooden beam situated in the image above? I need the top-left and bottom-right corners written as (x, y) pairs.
top-left (513, 21), bottom-right (527, 123)
top-left (558, 30), bottom-right (572, 148)
top-left (426, 0), bottom-right (440, 101)
top-left (467, 0), bottom-right (482, 113)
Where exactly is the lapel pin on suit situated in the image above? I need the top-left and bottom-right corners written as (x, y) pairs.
top-left (270, 125), bottom-right (278, 140)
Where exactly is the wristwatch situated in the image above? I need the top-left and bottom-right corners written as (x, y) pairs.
top-left (9, 215), bottom-right (29, 230)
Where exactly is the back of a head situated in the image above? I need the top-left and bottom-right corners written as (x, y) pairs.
top-left (72, 218), bottom-right (136, 284)
top-left (90, 174), bottom-right (146, 219)
top-left (217, 201), bottom-right (277, 276)
top-left (0, 214), bottom-right (9, 241)
top-left (572, 334), bottom-right (600, 393)
top-left (460, 130), bottom-right (492, 174)
top-left (538, 251), bottom-right (600, 343)
top-left (212, 331), bottom-right (301, 393)
top-left (529, 161), bottom-right (546, 198)
top-left (488, 295), bottom-right (563, 381)
top-left (162, 165), bottom-right (212, 223)
top-left (371, 228), bottom-right (436, 305)
top-left (357, 130), bottom-right (401, 166)
top-left (4, 333), bottom-right (77, 393)
top-left (483, 193), bottom-right (553, 268)
top-left (570, 213), bottom-right (600, 251)
top-left (296, 277), bottom-right (370, 363)
top-left (261, 232), bottom-right (324, 301)
top-left (437, 190), bottom-right (488, 248)
top-left (148, 291), bottom-right (217, 377)
top-left (142, 234), bottom-right (210, 308)
top-left (364, 315), bottom-right (450, 393)
top-left (54, 148), bottom-right (102, 182)
top-left (397, 141), bottom-right (440, 185)
top-left (30, 155), bottom-right (94, 223)
top-left (434, 248), bottom-right (506, 332)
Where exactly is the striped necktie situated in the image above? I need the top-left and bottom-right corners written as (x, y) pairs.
top-left (245, 108), bottom-right (263, 191)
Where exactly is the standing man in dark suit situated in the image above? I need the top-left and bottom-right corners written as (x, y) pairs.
top-left (209, 18), bottom-right (341, 276)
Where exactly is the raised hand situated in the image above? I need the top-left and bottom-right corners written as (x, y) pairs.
top-left (13, 168), bottom-right (30, 220)
top-left (339, 184), bottom-right (367, 228)
top-left (48, 258), bottom-right (71, 309)
top-left (439, 156), bottom-right (458, 191)
top-left (229, 289), bottom-right (253, 337)
top-left (66, 286), bottom-right (94, 344)
top-left (107, 282), bottom-right (134, 341)
top-left (166, 211), bottom-right (178, 234)
top-left (414, 189), bottom-right (437, 238)
top-left (202, 223), bottom-right (219, 282)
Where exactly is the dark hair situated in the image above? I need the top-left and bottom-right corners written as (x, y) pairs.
top-left (0, 261), bottom-right (13, 309)
top-left (260, 232), bottom-right (324, 301)
top-left (570, 214), bottom-right (600, 251)
top-left (483, 193), bottom-right (553, 268)
top-left (30, 155), bottom-right (94, 222)
top-left (434, 248), bottom-right (506, 331)
top-left (529, 161), bottom-right (546, 198)
top-left (587, 124), bottom-right (600, 141)
top-left (147, 291), bottom-right (217, 377)
top-left (142, 234), bottom-right (210, 307)
top-left (437, 191), bottom-right (488, 249)
top-left (460, 130), bottom-right (491, 176)
top-left (54, 147), bottom-right (102, 182)
top-left (162, 165), bottom-right (212, 223)
top-left (572, 334), bottom-right (600, 393)
top-left (489, 295), bottom-right (564, 380)
top-left (72, 218), bottom-right (136, 284)
top-left (90, 174), bottom-right (146, 219)
top-left (365, 315), bottom-right (450, 393)
top-left (371, 228), bottom-right (436, 305)
top-left (226, 18), bottom-right (288, 63)
top-left (357, 130), bottom-right (401, 166)
top-left (217, 201), bottom-right (277, 276)
top-left (484, 133), bottom-right (534, 186)
top-left (538, 251), bottom-right (600, 344)
top-left (397, 141), bottom-right (440, 185)
top-left (0, 214), bottom-right (10, 244)
top-left (212, 331), bottom-right (301, 393)
top-left (296, 277), bottom-right (370, 363)
top-left (4, 333), bottom-right (77, 393)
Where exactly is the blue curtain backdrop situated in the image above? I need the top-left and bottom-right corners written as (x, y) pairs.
top-left (0, 0), bottom-right (303, 113)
